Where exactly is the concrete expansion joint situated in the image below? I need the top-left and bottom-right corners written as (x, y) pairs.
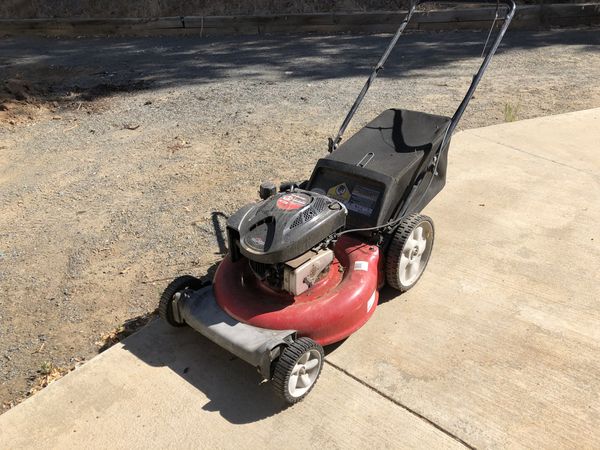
top-left (467, 131), bottom-right (598, 178)
top-left (324, 359), bottom-right (476, 450)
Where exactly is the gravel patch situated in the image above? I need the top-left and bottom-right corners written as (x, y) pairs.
top-left (0, 27), bottom-right (599, 410)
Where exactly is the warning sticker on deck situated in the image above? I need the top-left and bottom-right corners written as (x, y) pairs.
top-left (354, 261), bottom-right (369, 271)
top-left (367, 292), bottom-right (377, 312)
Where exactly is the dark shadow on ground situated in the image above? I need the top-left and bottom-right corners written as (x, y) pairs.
top-left (121, 314), bottom-right (351, 425)
top-left (1, 28), bottom-right (598, 105)
top-left (378, 284), bottom-right (405, 304)
top-left (122, 319), bottom-right (288, 423)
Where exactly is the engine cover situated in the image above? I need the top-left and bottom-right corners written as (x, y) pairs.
top-left (226, 189), bottom-right (346, 264)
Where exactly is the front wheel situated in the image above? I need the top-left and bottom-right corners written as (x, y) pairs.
top-left (272, 338), bottom-right (324, 404)
top-left (386, 214), bottom-right (435, 292)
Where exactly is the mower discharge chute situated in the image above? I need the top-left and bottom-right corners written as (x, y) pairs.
top-left (159, 0), bottom-right (516, 404)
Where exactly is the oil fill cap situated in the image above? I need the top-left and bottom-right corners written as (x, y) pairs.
top-left (259, 182), bottom-right (277, 199)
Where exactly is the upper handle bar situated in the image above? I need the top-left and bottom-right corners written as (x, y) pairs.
top-left (329, 0), bottom-right (516, 152)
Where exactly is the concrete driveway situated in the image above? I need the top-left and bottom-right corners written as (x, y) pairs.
top-left (1, 108), bottom-right (599, 449)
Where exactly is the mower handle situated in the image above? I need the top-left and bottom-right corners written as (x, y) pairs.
top-left (329, 0), bottom-right (517, 152)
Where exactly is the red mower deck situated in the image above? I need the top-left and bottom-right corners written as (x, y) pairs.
top-left (214, 237), bottom-right (381, 345)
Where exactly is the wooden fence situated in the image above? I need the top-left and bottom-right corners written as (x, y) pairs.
top-left (0, 3), bottom-right (598, 37)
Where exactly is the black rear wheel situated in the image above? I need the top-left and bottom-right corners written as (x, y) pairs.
top-left (386, 214), bottom-right (435, 292)
top-left (159, 275), bottom-right (205, 327)
top-left (272, 338), bottom-right (324, 404)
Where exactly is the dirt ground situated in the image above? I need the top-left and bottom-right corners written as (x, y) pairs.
top-left (0, 27), bottom-right (599, 411)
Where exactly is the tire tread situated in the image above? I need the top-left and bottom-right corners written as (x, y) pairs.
top-left (385, 214), bottom-right (434, 292)
top-left (272, 337), bottom-right (324, 404)
top-left (158, 275), bottom-right (204, 327)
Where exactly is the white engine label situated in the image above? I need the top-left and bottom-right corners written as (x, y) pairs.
top-left (354, 261), bottom-right (369, 271)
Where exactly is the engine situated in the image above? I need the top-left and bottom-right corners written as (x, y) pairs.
top-left (226, 188), bottom-right (347, 295)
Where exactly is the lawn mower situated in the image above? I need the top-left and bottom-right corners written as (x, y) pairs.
top-left (159, 0), bottom-right (516, 404)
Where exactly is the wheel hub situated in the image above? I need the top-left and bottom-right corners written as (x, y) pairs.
top-left (288, 350), bottom-right (322, 398)
top-left (398, 222), bottom-right (433, 287)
